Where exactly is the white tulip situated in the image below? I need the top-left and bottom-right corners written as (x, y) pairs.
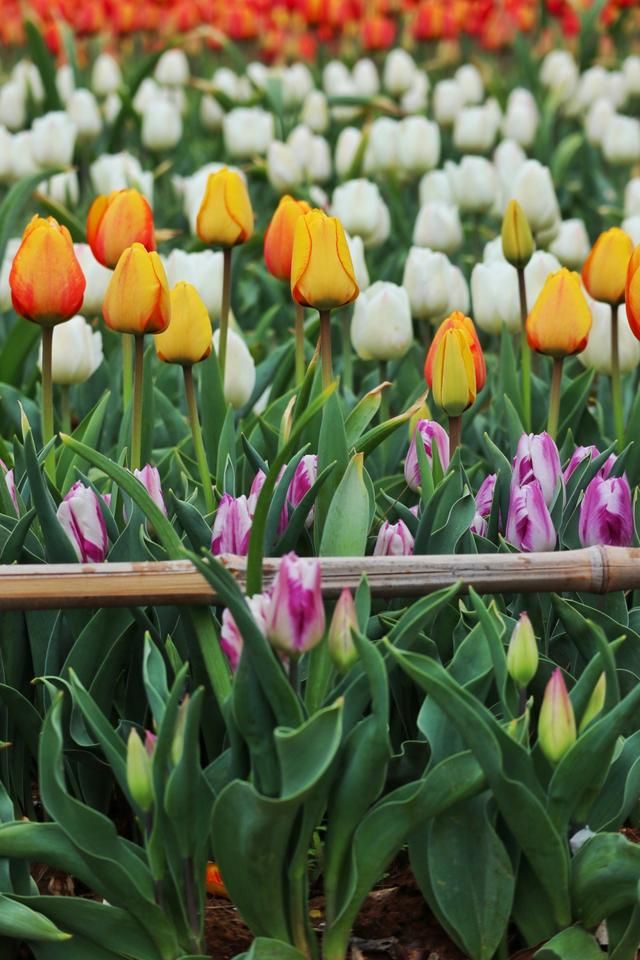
top-left (454, 105), bottom-right (498, 153)
top-left (622, 216), bottom-right (640, 246)
top-left (471, 261), bottom-right (521, 334)
top-left (282, 63), bottom-right (314, 107)
top-left (383, 49), bottom-right (416, 96)
top-left (364, 200), bottom-right (391, 249)
top-left (90, 152), bottom-right (154, 201)
top-left (91, 54), bottom-right (122, 97)
top-left (401, 71), bottom-right (429, 114)
top-left (331, 179), bottom-right (383, 241)
top-left (247, 62), bottom-right (269, 92)
top-left (607, 71), bottom-right (627, 110)
top-left (165, 249), bottom-right (224, 320)
top-left (433, 79), bottom-right (463, 126)
top-left (74, 244), bottom-right (112, 318)
top-left (483, 236), bottom-right (506, 262)
top-left (345, 233), bottom-right (369, 291)
top-left (413, 201), bottom-right (463, 254)
top-left (141, 96), bottom-right (182, 151)
top-left (455, 64), bottom-right (484, 104)
top-left (353, 59), bottom-right (380, 97)
top-left (335, 126), bottom-right (363, 179)
top-left (419, 170), bottom-right (454, 207)
top-left (162, 87), bottom-right (187, 115)
top-left (351, 282), bottom-right (413, 361)
top-left (0, 82), bottom-right (26, 132)
top-left (154, 49), bottom-right (190, 87)
top-left (67, 89), bottom-right (102, 141)
top-left (11, 61), bottom-right (44, 103)
top-left (0, 239), bottom-right (20, 311)
top-left (397, 117), bottom-right (440, 176)
top-left (623, 56), bottom-right (640, 97)
top-left (540, 50), bottom-right (578, 102)
top-left (578, 294), bottom-right (640, 375)
top-left (447, 156), bottom-right (497, 213)
top-left (602, 114), bottom-right (640, 166)
top-left (214, 328), bottom-right (256, 409)
top-left (548, 219), bottom-right (591, 269)
top-left (103, 94), bottom-right (122, 125)
top-left (223, 108), bottom-right (274, 159)
top-left (323, 61), bottom-right (351, 97)
top-left (525, 251), bottom-right (562, 306)
top-left (306, 136), bottom-right (332, 183)
top-left (576, 66), bottom-right (609, 111)
top-left (31, 111), bottom-right (76, 167)
top-left (585, 97), bottom-right (615, 146)
top-left (10, 132), bottom-right (40, 178)
top-left (624, 178), bottom-right (640, 217)
top-left (364, 117), bottom-right (398, 174)
top-left (447, 266), bottom-right (470, 316)
top-left (56, 65), bottom-right (75, 104)
top-left (0, 127), bottom-right (13, 182)
top-left (39, 315), bottom-right (103, 385)
top-left (213, 68), bottom-right (245, 102)
top-left (39, 171), bottom-right (79, 207)
top-left (502, 88), bottom-right (539, 148)
top-left (402, 247), bottom-right (454, 323)
top-left (200, 94), bottom-right (224, 132)
top-left (308, 185), bottom-right (329, 210)
top-left (493, 139), bottom-right (527, 211)
top-left (509, 160), bottom-right (560, 236)
top-left (266, 141), bottom-right (303, 193)
top-left (301, 90), bottom-right (329, 133)
top-left (133, 78), bottom-right (161, 115)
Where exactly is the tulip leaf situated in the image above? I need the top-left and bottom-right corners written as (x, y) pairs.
top-left (320, 453), bottom-right (370, 557)
top-left (264, 445), bottom-right (308, 555)
top-left (56, 390), bottom-right (111, 494)
top-left (344, 384), bottom-right (388, 447)
top-left (24, 21), bottom-right (62, 112)
top-left (558, 368), bottom-right (594, 439)
top-left (534, 926), bottom-right (605, 960)
top-left (0, 895), bottom-right (69, 942)
top-left (315, 390), bottom-right (349, 543)
top-left (22, 423), bottom-right (77, 564)
top-left (427, 491), bottom-right (476, 555)
top-left (236, 938), bottom-right (306, 960)
top-left (0, 507), bottom-right (36, 563)
top-left (274, 461), bottom-right (336, 555)
top-left (143, 634), bottom-right (171, 729)
top-left (572, 833), bottom-right (640, 928)
top-left (587, 730), bottom-right (640, 831)
top-left (198, 351), bottom-right (227, 472)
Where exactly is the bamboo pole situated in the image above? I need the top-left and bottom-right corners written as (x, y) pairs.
top-left (0, 547), bottom-right (637, 610)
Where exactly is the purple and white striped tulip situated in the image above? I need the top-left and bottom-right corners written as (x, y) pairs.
top-left (512, 432), bottom-right (562, 507)
top-left (266, 552), bottom-right (325, 656)
top-left (563, 445), bottom-right (615, 484)
top-left (220, 591), bottom-right (272, 671)
top-left (248, 468), bottom-right (287, 536)
top-left (506, 480), bottom-right (556, 553)
top-left (288, 454), bottom-right (318, 527)
top-left (211, 493), bottom-right (252, 556)
top-left (57, 481), bottom-right (109, 562)
top-left (578, 474), bottom-right (633, 548)
top-left (373, 519), bottom-right (415, 556)
top-left (404, 420), bottom-right (450, 492)
top-left (133, 465), bottom-right (167, 517)
top-left (0, 460), bottom-right (17, 514)
top-left (470, 472), bottom-right (497, 537)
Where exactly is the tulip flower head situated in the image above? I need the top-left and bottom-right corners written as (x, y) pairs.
top-left (211, 493), bottom-right (252, 556)
top-left (10, 216), bottom-right (86, 326)
top-left (429, 327), bottom-right (477, 418)
top-left (291, 209), bottom-right (359, 310)
top-left (506, 612), bottom-right (538, 688)
top-left (582, 227), bottom-right (633, 306)
top-left (57, 481), bottom-right (109, 563)
top-left (37, 314), bottom-right (103, 385)
top-left (103, 243), bottom-right (171, 336)
top-left (578, 474), bottom-right (633, 547)
top-left (287, 454), bottom-right (318, 528)
top-left (512, 432), bottom-right (562, 507)
top-left (538, 668), bottom-right (576, 765)
top-left (626, 245), bottom-right (640, 340)
top-left (470, 472), bottom-right (497, 538)
top-left (266, 552), bottom-right (325, 657)
top-left (133, 465), bottom-right (168, 518)
top-left (196, 167), bottom-right (254, 247)
top-left (264, 195), bottom-right (312, 282)
top-left (526, 268), bottom-right (592, 357)
top-left (425, 311), bottom-right (486, 393)
top-left (220, 591), bottom-right (272, 671)
top-left (86, 188), bottom-right (155, 269)
top-left (328, 588), bottom-right (359, 672)
top-left (501, 199), bottom-right (534, 270)
top-left (155, 282), bottom-right (212, 365)
top-left (506, 480), bottom-right (557, 553)
top-left (373, 519), bottom-right (415, 556)
top-left (404, 419), bottom-right (450, 491)
top-left (563, 445), bottom-right (615, 484)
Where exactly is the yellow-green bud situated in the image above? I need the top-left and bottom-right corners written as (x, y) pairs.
top-left (506, 612), bottom-right (538, 688)
top-left (501, 199), bottom-right (535, 270)
top-left (538, 668), bottom-right (577, 765)
top-left (579, 673), bottom-right (606, 734)
top-left (171, 697), bottom-right (189, 767)
top-left (328, 588), bottom-right (359, 673)
top-left (126, 729), bottom-right (154, 812)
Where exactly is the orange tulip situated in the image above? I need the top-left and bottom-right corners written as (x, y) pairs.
top-left (526, 268), bottom-right (592, 357)
top-left (626, 245), bottom-right (640, 341)
top-left (582, 227), bottom-right (633, 306)
top-left (9, 216), bottom-right (86, 326)
top-left (430, 327), bottom-right (477, 418)
top-left (425, 311), bottom-right (486, 393)
top-left (103, 243), bottom-right (170, 336)
top-left (86, 189), bottom-right (155, 269)
top-left (290, 209), bottom-right (358, 310)
top-left (264, 195), bottom-right (311, 282)
top-left (196, 168), bottom-right (254, 247)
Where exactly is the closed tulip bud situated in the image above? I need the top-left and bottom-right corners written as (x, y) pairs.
top-left (470, 472), bottom-right (497, 537)
top-left (563, 445), bottom-right (613, 484)
top-left (155, 282), bottom-right (212, 366)
top-left (397, 117), bottom-right (440, 177)
top-left (502, 88), bottom-right (539, 148)
top-left (353, 58), bottom-right (380, 97)
top-left (328, 589), bottom-right (359, 672)
top-left (196, 167), bottom-right (254, 248)
top-left (288, 454), bottom-right (318, 527)
top-left (331, 179), bottom-right (386, 245)
top-left (133, 465), bottom-right (168, 518)
top-left (126, 729), bottom-right (154, 812)
top-left (291, 209), bottom-right (358, 310)
top-left (335, 127), bottom-right (363, 180)
top-left (579, 296), bottom-right (640, 375)
top-left (37, 315), bottom-right (103, 385)
top-left (447, 156), bottom-right (498, 214)
top-left (92, 53), bottom-right (122, 97)
top-left (211, 493), bottom-right (252, 556)
top-left (103, 243), bottom-right (170, 336)
top-left (538, 668), bottom-right (576, 765)
top-left (512, 432), bottom-right (562, 507)
top-left (471, 261), bottom-right (521, 335)
top-left (39, 171), bottom-right (79, 209)
top-left (579, 674), bottom-right (606, 734)
top-left (413, 201), bottom-right (463, 255)
top-left (30, 111), bottom-right (77, 168)
top-left (1, 461), bottom-right (18, 515)
top-left (164, 249), bottom-right (223, 321)
top-left (506, 480), bottom-right (557, 553)
top-left (453, 106), bottom-right (498, 154)
top-left (540, 50), bottom-right (579, 101)
top-left (383, 48), bottom-right (417, 96)
top-left (506, 613), bottom-right (538, 688)
top-left (526, 269), bottom-right (592, 357)
top-left (582, 228), bottom-right (634, 306)
top-left (578, 474), bottom-right (633, 547)
top-left (200, 94), bottom-right (224, 132)
top-left (502, 200), bottom-right (534, 270)
top-left (213, 328), bottom-right (256, 410)
top-left (402, 247), bottom-right (452, 323)
top-left (266, 141), bottom-right (303, 194)
top-left (549, 219), bottom-right (591, 270)
top-left (456, 64), bottom-right (484, 104)
top-left (154, 49), bottom-right (190, 87)
top-left (223, 107), bottom-right (274, 160)
top-left (0, 82), bottom-right (26, 132)
top-left (603, 115), bottom-right (640, 167)
top-left (90, 153), bottom-right (153, 202)
top-left (57, 481), bottom-right (108, 562)
top-left (267, 552), bottom-right (325, 657)
top-left (626, 245), bottom-right (640, 339)
top-left (87, 189), bottom-right (155, 269)
top-left (425, 312), bottom-right (486, 395)
top-left (220, 591), bottom-right (271, 671)
top-left (429, 328), bottom-right (477, 417)
top-left (404, 419), bottom-right (450, 491)
top-left (345, 233), bottom-right (370, 291)
top-left (301, 90), bottom-right (329, 134)
top-left (510, 161), bottom-right (560, 237)
top-left (264, 195), bottom-right (312, 282)
top-left (67, 89), bottom-right (102, 141)
top-left (141, 97), bottom-right (182, 152)
top-left (433, 79), bottom-right (464, 127)
top-left (373, 519), bottom-right (415, 557)
top-left (350, 282), bottom-right (413, 362)
top-left (10, 217), bottom-right (86, 326)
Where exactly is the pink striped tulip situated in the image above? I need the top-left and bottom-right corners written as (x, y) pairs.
top-left (470, 473), bottom-right (496, 537)
top-left (512, 432), bottom-right (562, 507)
top-left (506, 480), bottom-right (556, 552)
top-left (578, 474), bottom-right (633, 548)
top-left (211, 493), bottom-right (252, 556)
top-left (563, 445), bottom-right (616, 484)
top-left (57, 481), bottom-right (108, 562)
top-left (266, 552), bottom-right (325, 656)
top-left (288, 454), bottom-right (318, 527)
top-left (404, 420), bottom-right (450, 492)
top-left (373, 519), bottom-right (415, 557)
top-left (220, 591), bottom-right (272, 671)
top-left (133, 464), bottom-right (167, 517)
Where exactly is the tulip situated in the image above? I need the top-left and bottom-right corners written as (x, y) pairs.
top-left (91, 53), bottom-right (122, 97)
top-left (213, 328), bottom-right (256, 410)
top-left (602, 115), bottom-right (640, 166)
top-left (433, 79), bottom-right (464, 127)
top-left (404, 420), bottom-right (450, 491)
top-left (470, 473), bottom-right (497, 538)
top-left (579, 296), bottom-right (640, 376)
top-left (220, 591), bottom-right (272, 671)
top-left (506, 613), bottom-right (538, 689)
top-left (455, 64), bottom-right (484, 104)
top-left (579, 674), bottom-right (606, 734)
top-left (211, 493), bottom-right (253, 556)
top-left (501, 200), bottom-right (534, 271)
top-left (412, 201), bottom-right (463, 255)
top-left (133, 465), bottom-right (168, 518)
top-left (397, 117), bottom-right (440, 177)
top-left (512, 432), bottom-right (562, 508)
top-left (350, 282), bottom-right (413, 362)
top-left (538, 669), bottom-right (576, 765)
top-left (425, 312), bottom-right (486, 396)
top-left (301, 90), bottom-right (329, 134)
top-left (200, 94), bottom-right (224, 132)
top-left (223, 108), bottom-right (274, 159)
top-left (502, 89), bottom-right (539, 148)
top-left (402, 248), bottom-right (457, 325)
top-left (87, 189), bottom-right (155, 270)
top-left (447, 157), bottom-right (497, 213)
top-left (328, 589), bottom-right (359, 672)
top-left (626, 245), bottom-right (640, 340)
top-left (0, 82), bottom-right (26, 132)
top-left (578, 474), bottom-right (633, 548)
top-left (373, 520), bottom-right (415, 557)
top-left (509, 161), bottom-right (560, 239)
top-left (345, 233), bottom-right (370, 292)
top-left (419, 171), bottom-right (454, 207)
top-left (266, 553), bottom-right (325, 657)
top-left (585, 98), bottom-right (615, 148)
top-left (540, 50), bottom-right (579, 102)
top-left (549, 219), bottom-right (591, 270)
top-left (90, 153), bottom-right (153, 202)
top-left (471, 262), bottom-right (521, 335)
top-left (625, 179), bottom-right (640, 218)
top-left (334, 127), bottom-right (364, 180)
top-left (0, 238), bottom-right (20, 311)
top-left (248, 469), bottom-right (287, 537)
top-left (71, 244), bottom-right (112, 319)
top-left (141, 97), bottom-right (182, 152)
top-left (39, 171), bottom-right (79, 208)
top-left (266, 141), bottom-right (303, 194)
top-left (353, 58), bottom-right (380, 96)
top-left (126, 729), bottom-right (153, 813)
top-left (428, 328), bottom-right (477, 442)
top-left (1, 460), bottom-right (18, 515)
top-left (264, 196), bottom-right (312, 283)
top-left (57, 481), bottom-right (109, 563)
top-left (155, 282), bottom-right (211, 367)
top-left (288, 455), bottom-right (318, 527)
top-left (10, 216), bottom-right (85, 327)
top-left (154, 49), bottom-right (190, 87)
top-left (453, 106), bottom-right (499, 154)
top-left (38, 314), bottom-right (103, 387)
top-left (402, 72), bottom-right (429, 114)
top-left (563, 445), bottom-right (613, 484)
top-left (67, 89), bottom-right (102, 141)
top-left (30, 111), bottom-right (76, 168)
top-left (506, 480), bottom-right (556, 553)
top-left (331, 179), bottom-right (387, 246)
top-left (164, 249), bottom-right (223, 321)
top-left (624, 56), bottom-right (640, 97)
top-left (383, 48), bottom-right (416, 96)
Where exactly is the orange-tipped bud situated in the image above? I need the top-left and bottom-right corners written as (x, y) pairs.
top-left (430, 327), bottom-right (477, 417)
top-left (425, 311), bottom-right (486, 393)
top-left (205, 862), bottom-right (229, 898)
top-left (9, 216), bottom-right (86, 327)
top-left (582, 227), bottom-right (633, 306)
top-left (526, 268), bottom-right (592, 357)
top-left (155, 282), bottom-right (212, 365)
top-left (196, 167), bottom-right (254, 247)
top-left (291, 209), bottom-right (359, 310)
top-left (103, 243), bottom-right (170, 336)
top-left (86, 189), bottom-right (155, 269)
top-left (264, 195), bottom-right (312, 282)
top-left (625, 245), bottom-right (640, 341)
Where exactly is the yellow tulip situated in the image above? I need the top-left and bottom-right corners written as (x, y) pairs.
top-left (501, 199), bottom-right (534, 270)
top-left (103, 243), bottom-right (171, 336)
top-left (291, 209), bottom-right (359, 310)
top-left (196, 168), bottom-right (254, 247)
top-left (431, 327), bottom-right (477, 417)
top-left (526, 268), bottom-right (592, 357)
top-left (582, 227), bottom-right (633, 306)
top-left (155, 282), bottom-right (212, 365)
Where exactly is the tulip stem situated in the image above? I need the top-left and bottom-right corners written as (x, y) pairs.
top-left (60, 386), bottom-right (71, 437)
top-left (219, 248), bottom-right (232, 381)
top-left (449, 416), bottom-right (462, 458)
top-left (547, 357), bottom-right (563, 441)
top-left (122, 334), bottom-right (133, 411)
top-left (131, 335), bottom-right (145, 472)
top-left (611, 304), bottom-right (625, 450)
top-left (294, 302), bottom-right (306, 387)
top-left (517, 267), bottom-right (531, 430)
top-left (183, 365), bottom-right (215, 516)
top-left (41, 327), bottom-right (55, 481)
top-left (341, 313), bottom-right (353, 394)
top-left (319, 309), bottom-right (332, 389)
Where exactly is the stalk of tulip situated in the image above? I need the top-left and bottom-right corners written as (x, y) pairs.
top-left (341, 313), bottom-right (353, 393)
top-left (295, 302), bottom-right (306, 386)
top-left (517, 268), bottom-right (531, 430)
top-left (41, 326), bottom-right (55, 479)
top-left (320, 310), bottom-right (333, 388)
top-left (183, 365), bottom-right (215, 515)
top-left (219, 248), bottom-right (232, 380)
top-left (449, 415), bottom-right (462, 457)
top-left (131, 335), bottom-right (144, 472)
top-left (502, 201), bottom-right (535, 431)
top-left (547, 358), bottom-right (563, 441)
top-left (610, 304), bottom-right (624, 449)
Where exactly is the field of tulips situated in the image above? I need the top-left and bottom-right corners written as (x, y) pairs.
top-left (2, 2), bottom-right (640, 959)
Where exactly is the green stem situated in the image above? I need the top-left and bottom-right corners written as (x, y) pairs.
top-left (183, 365), bottom-right (215, 515)
top-left (449, 415), bottom-right (462, 457)
top-left (517, 267), bottom-right (531, 431)
top-left (131, 335), bottom-right (145, 471)
top-left (294, 302), bottom-right (306, 387)
top-left (41, 326), bottom-right (55, 481)
top-left (122, 333), bottom-right (133, 411)
top-left (60, 386), bottom-right (71, 437)
top-left (547, 357), bottom-right (563, 441)
top-left (319, 309), bottom-right (332, 389)
top-left (183, 857), bottom-right (204, 954)
top-left (341, 311), bottom-right (353, 394)
top-left (611, 304), bottom-right (625, 450)
top-left (219, 247), bottom-right (232, 381)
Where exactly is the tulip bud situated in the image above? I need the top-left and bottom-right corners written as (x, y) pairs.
top-left (526, 269), bottom-right (592, 357)
top-left (328, 589), bottom-right (359, 672)
top-left (512, 432), bottom-right (562, 507)
top-left (429, 328), bottom-right (477, 417)
top-left (350, 282), bottom-right (413, 362)
top-left (213, 328), bottom-right (256, 410)
top-left (413, 201), bottom-right (463, 255)
top-left (223, 108), bottom-right (274, 160)
top-left (502, 88), bottom-right (539, 148)
top-left (506, 613), bottom-right (538, 688)
top-left (220, 591), bottom-right (271, 671)
top-left (433, 79), bottom-right (464, 127)
top-left (154, 282), bottom-right (212, 366)
top-left (103, 244), bottom-right (170, 336)
top-left (291, 209), bottom-right (358, 310)
top-left (563, 445), bottom-right (613, 484)
top-left (266, 141), bottom-right (303, 194)
top-left (425, 312), bottom-right (486, 395)
top-left (126, 729), bottom-right (154, 812)
top-left (331, 179), bottom-right (387, 246)
top-left (141, 97), bottom-right (182, 152)
top-left (73, 243), bottom-right (111, 318)
top-left (170, 697), bottom-right (189, 767)
top-left (373, 519), bottom-right (415, 557)
top-left (501, 200), bottom-right (534, 270)
top-left (383, 48), bottom-right (417, 96)
top-left (267, 552), bottom-right (325, 657)
top-left (30, 111), bottom-right (76, 168)
top-left (154, 49), bottom-right (190, 87)
top-left (446, 156), bottom-right (497, 214)
top-left (578, 474), bottom-right (633, 548)
top-left (471, 261), bottom-right (521, 335)
top-left (404, 420), bottom-right (450, 491)
top-left (211, 494), bottom-right (252, 556)
top-left (579, 673), bottom-right (606, 734)
top-left (506, 480), bottom-right (557, 553)
top-left (90, 154), bottom-right (153, 202)
top-left (345, 233), bottom-right (370, 291)
top-left (509, 161), bottom-right (561, 238)
top-left (92, 53), bottom-right (122, 97)
top-left (602, 115), bottom-right (640, 167)
top-left (37, 315), bottom-right (103, 386)
top-left (538, 668), bottom-right (576, 765)
top-left (133, 465), bottom-right (168, 518)
top-left (10, 217), bottom-right (86, 327)
top-left (57, 481), bottom-right (109, 562)
top-left (164, 248), bottom-right (223, 321)
top-left (67, 89), bottom-right (102, 141)
top-left (196, 167), bottom-right (254, 248)
top-left (578, 296), bottom-right (640, 375)
top-left (1, 461), bottom-right (18, 515)
top-left (626, 245), bottom-right (640, 340)
top-left (397, 117), bottom-right (440, 177)
top-left (87, 189), bottom-right (155, 269)
top-left (549, 219), bottom-right (591, 270)
top-left (288, 455), bottom-right (318, 527)
top-left (402, 248), bottom-right (457, 324)
top-left (264, 195), bottom-right (312, 282)
top-left (470, 473), bottom-right (497, 537)
top-left (582, 228), bottom-right (634, 306)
